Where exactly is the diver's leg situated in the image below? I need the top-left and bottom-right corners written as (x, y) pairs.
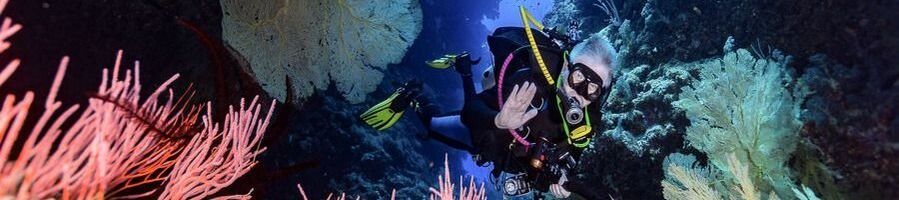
top-left (413, 94), bottom-right (478, 153)
top-left (455, 55), bottom-right (478, 100)
top-left (403, 53), bottom-right (482, 153)
top-left (457, 54), bottom-right (499, 131)
top-left (426, 115), bottom-right (477, 152)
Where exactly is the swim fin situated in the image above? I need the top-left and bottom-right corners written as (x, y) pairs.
top-left (426, 52), bottom-right (480, 77)
top-left (360, 81), bottom-right (421, 131)
top-left (426, 54), bottom-right (458, 69)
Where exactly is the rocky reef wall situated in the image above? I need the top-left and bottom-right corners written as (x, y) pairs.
top-left (546, 0), bottom-right (899, 199)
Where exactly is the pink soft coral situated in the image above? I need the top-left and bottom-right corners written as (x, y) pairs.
top-left (0, 0), bottom-right (274, 199)
top-left (429, 155), bottom-right (486, 200)
top-left (294, 154), bottom-right (486, 200)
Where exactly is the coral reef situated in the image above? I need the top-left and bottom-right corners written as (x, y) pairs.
top-left (660, 153), bottom-right (720, 200)
top-left (600, 63), bottom-right (691, 154)
top-left (571, 46), bottom-right (803, 199)
top-left (547, 0), bottom-right (898, 198)
top-left (797, 54), bottom-right (899, 199)
top-left (547, 0), bottom-right (899, 68)
top-left (255, 87), bottom-right (435, 199)
top-left (161, 97), bottom-right (274, 199)
top-left (569, 61), bottom-right (695, 199)
top-left (220, 0), bottom-right (424, 104)
top-left (543, 0), bottom-right (580, 34)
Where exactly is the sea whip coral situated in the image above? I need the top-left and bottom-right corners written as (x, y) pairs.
top-left (428, 155), bottom-right (486, 200)
top-left (294, 154), bottom-right (485, 200)
top-left (160, 97), bottom-right (273, 199)
top-left (0, 0), bottom-right (275, 198)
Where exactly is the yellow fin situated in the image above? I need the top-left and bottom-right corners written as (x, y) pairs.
top-left (426, 55), bottom-right (457, 69)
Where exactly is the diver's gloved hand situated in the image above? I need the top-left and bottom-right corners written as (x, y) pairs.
top-left (495, 81), bottom-right (538, 130)
top-left (454, 52), bottom-right (480, 77)
top-left (550, 171), bottom-right (571, 199)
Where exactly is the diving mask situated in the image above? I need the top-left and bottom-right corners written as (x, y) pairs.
top-left (567, 63), bottom-right (606, 102)
top-left (567, 63), bottom-right (615, 109)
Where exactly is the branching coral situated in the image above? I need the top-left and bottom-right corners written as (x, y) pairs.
top-left (670, 48), bottom-right (803, 198)
top-left (293, 154), bottom-right (485, 200)
top-left (662, 153), bottom-right (824, 200)
top-left (594, 0), bottom-right (621, 26)
top-left (0, 0), bottom-right (275, 198)
top-left (220, 0), bottom-right (423, 104)
top-left (160, 97), bottom-right (274, 199)
top-left (296, 183), bottom-right (390, 200)
top-left (660, 153), bottom-right (720, 200)
top-left (661, 153), bottom-right (792, 200)
top-left (428, 155), bottom-right (486, 200)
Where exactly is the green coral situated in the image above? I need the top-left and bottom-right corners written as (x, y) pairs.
top-left (671, 48), bottom-right (803, 198)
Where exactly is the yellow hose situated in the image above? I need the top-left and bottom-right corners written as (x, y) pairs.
top-left (519, 6), bottom-right (554, 85)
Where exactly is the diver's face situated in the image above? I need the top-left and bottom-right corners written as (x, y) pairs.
top-left (562, 59), bottom-right (612, 108)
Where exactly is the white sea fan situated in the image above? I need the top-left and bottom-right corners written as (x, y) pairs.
top-left (221, 0), bottom-right (424, 104)
top-left (673, 48), bottom-right (802, 197)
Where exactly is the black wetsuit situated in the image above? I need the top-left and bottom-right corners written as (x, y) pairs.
top-left (420, 27), bottom-right (603, 198)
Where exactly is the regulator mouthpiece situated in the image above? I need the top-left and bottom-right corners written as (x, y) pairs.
top-left (564, 97), bottom-right (583, 124)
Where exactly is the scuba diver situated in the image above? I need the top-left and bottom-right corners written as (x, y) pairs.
top-left (360, 7), bottom-right (616, 199)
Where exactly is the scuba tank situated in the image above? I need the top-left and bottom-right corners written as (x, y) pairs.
top-left (480, 65), bottom-right (496, 91)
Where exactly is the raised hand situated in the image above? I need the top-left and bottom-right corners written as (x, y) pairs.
top-left (495, 81), bottom-right (539, 130)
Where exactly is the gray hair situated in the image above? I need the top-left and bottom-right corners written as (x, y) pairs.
top-left (569, 34), bottom-right (618, 71)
